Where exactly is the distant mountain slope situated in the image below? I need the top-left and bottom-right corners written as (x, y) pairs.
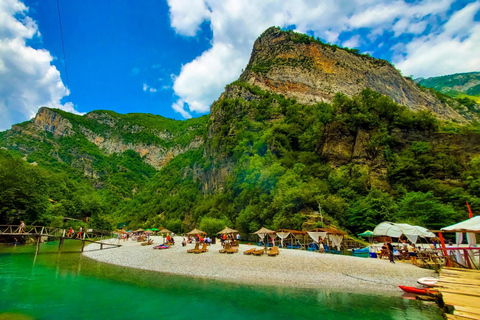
top-left (417, 72), bottom-right (480, 103)
top-left (0, 107), bottom-right (207, 206)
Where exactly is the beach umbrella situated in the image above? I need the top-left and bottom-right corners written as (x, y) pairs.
top-left (357, 230), bottom-right (374, 237)
top-left (134, 228), bottom-right (144, 233)
top-left (151, 228), bottom-right (160, 231)
top-left (158, 228), bottom-right (171, 234)
top-left (187, 228), bottom-right (207, 240)
top-left (253, 227), bottom-right (276, 253)
top-left (217, 227), bottom-right (238, 234)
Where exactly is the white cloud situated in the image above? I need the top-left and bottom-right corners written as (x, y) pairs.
top-left (167, 0), bottom-right (479, 118)
top-left (143, 83), bottom-right (158, 93)
top-left (394, 2), bottom-right (480, 78)
top-left (342, 35), bottom-right (360, 48)
top-left (172, 99), bottom-right (192, 118)
top-left (0, 0), bottom-right (77, 131)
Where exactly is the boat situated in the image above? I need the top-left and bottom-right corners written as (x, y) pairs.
top-left (352, 247), bottom-right (370, 255)
top-left (417, 277), bottom-right (438, 287)
top-left (398, 286), bottom-right (437, 295)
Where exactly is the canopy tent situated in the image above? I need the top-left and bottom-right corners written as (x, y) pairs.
top-left (187, 228), bottom-right (207, 236)
top-left (217, 227), bottom-right (239, 234)
top-left (440, 216), bottom-right (480, 268)
top-left (373, 222), bottom-right (435, 244)
top-left (441, 216), bottom-right (480, 233)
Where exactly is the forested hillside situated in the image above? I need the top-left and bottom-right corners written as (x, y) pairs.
top-left (418, 72), bottom-right (480, 104)
top-left (2, 28), bottom-right (480, 237)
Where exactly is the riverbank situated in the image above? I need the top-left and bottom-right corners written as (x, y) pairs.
top-left (83, 236), bottom-right (436, 294)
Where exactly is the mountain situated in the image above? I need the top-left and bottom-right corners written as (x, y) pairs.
top-left (2, 27), bottom-right (480, 236)
top-left (417, 72), bottom-right (480, 103)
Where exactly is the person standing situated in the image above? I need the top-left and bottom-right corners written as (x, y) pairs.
top-left (76, 226), bottom-right (83, 239)
top-left (19, 221), bottom-right (25, 233)
top-left (407, 243), bottom-right (418, 265)
top-left (387, 240), bottom-right (395, 264)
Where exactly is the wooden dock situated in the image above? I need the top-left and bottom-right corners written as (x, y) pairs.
top-left (438, 267), bottom-right (480, 320)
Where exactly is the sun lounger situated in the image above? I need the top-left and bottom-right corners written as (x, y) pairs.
top-left (141, 239), bottom-right (153, 246)
top-left (243, 248), bottom-right (255, 255)
top-left (307, 243), bottom-right (319, 251)
top-left (268, 246), bottom-right (280, 256)
top-left (252, 248), bottom-right (265, 256)
top-left (187, 243), bottom-right (200, 253)
top-left (226, 247), bottom-right (238, 254)
top-left (219, 242), bottom-right (231, 253)
top-left (193, 243), bottom-right (208, 254)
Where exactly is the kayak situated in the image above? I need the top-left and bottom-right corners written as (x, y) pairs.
top-left (398, 286), bottom-right (437, 295)
top-left (417, 277), bottom-right (439, 287)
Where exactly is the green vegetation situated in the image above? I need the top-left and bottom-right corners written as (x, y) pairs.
top-left (1, 82), bottom-right (479, 238)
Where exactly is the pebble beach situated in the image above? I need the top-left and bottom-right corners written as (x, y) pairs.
top-left (83, 236), bottom-right (436, 295)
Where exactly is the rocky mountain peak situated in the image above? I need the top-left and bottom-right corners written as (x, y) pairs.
top-left (236, 27), bottom-right (471, 123)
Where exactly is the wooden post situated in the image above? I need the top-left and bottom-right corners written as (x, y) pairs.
top-left (58, 237), bottom-right (64, 253)
top-left (35, 236), bottom-right (41, 255)
top-left (100, 243), bottom-right (103, 250)
top-left (81, 240), bottom-right (86, 253)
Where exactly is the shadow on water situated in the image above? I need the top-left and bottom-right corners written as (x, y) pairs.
top-left (0, 241), bottom-right (443, 320)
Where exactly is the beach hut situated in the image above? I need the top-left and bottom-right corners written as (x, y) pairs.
top-left (276, 229), bottom-right (308, 249)
top-left (312, 228), bottom-right (346, 252)
top-left (438, 216), bottom-right (480, 268)
top-left (253, 227), bottom-right (276, 253)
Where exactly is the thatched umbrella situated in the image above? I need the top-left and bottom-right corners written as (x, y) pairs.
top-left (134, 228), bottom-right (145, 233)
top-left (187, 228), bottom-right (206, 242)
top-left (217, 226), bottom-right (238, 234)
top-left (253, 227), bottom-right (276, 253)
top-left (158, 228), bottom-right (172, 243)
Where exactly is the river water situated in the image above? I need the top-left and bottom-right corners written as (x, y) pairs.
top-left (0, 241), bottom-right (443, 320)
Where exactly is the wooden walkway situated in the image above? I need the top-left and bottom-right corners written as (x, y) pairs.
top-left (0, 225), bottom-right (121, 253)
top-left (438, 267), bottom-right (480, 319)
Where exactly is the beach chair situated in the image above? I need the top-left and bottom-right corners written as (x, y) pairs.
top-left (219, 242), bottom-right (231, 253)
top-left (141, 239), bottom-right (153, 246)
top-left (226, 246), bottom-right (238, 254)
top-left (268, 246), bottom-right (280, 256)
top-left (187, 243), bottom-right (200, 253)
top-left (307, 243), bottom-right (319, 252)
top-left (193, 243), bottom-right (209, 254)
top-left (252, 248), bottom-right (265, 256)
top-left (243, 248), bottom-right (256, 255)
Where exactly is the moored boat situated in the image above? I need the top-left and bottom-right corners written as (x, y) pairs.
top-left (398, 285), bottom-right (437, 295)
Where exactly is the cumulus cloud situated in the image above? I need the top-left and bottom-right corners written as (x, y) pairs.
top-left (394, 2), bottom-right (480, 78)
top-left (167, 0), bottom-right (479, 118)
top-left (0, 0), bottom-right (78, 131)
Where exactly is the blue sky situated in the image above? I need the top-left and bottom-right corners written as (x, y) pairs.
top-left (1, 0), bottom-right (479, 131)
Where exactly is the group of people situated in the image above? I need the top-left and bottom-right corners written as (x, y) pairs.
top-left (380, 240), bottom-right (419, 264)
top-left (66, 226), bottom-right (84, 239)
top-left (220, 233), bottom-right (240, 245)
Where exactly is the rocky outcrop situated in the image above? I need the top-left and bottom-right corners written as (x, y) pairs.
top-left (239, 27), bottom-right (470, 123)
top-left (33, 107), bottom-right (75, 137)
top-left (78, 125), bottom-right (204, 170)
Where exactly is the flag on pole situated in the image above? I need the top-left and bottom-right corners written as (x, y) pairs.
top-left (467, 202), bottom-right (473, 219)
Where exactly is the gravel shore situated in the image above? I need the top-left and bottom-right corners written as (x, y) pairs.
top-left (83, 236), bottom-right (436, 295)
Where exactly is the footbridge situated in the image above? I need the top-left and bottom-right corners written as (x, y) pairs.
top-left (0, 225), bottom-right (121, 254)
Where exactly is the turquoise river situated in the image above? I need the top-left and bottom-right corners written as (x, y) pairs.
top-left (0, 241), bottom-right (443, 320)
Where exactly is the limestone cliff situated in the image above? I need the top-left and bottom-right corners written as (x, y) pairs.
top-left (238, 27), bottom-right (472, 123)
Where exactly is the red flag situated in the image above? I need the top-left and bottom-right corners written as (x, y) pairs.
top-left (438, 232), bottom-right (450, 267)
top-left (467, 202), bottom-right (473, 219)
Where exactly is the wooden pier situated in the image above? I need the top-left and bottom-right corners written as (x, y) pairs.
top-left (0, 225), bottom-right (121, 253)
top-left (438, 267), bottom-right (480, 319)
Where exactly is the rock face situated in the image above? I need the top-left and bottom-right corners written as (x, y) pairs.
top-left (239, 27), bottom-right (470, 123)
top-left (33, 107), bottom-right (75, 137)
top-left (3, 107), bottom-right (206, 172)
